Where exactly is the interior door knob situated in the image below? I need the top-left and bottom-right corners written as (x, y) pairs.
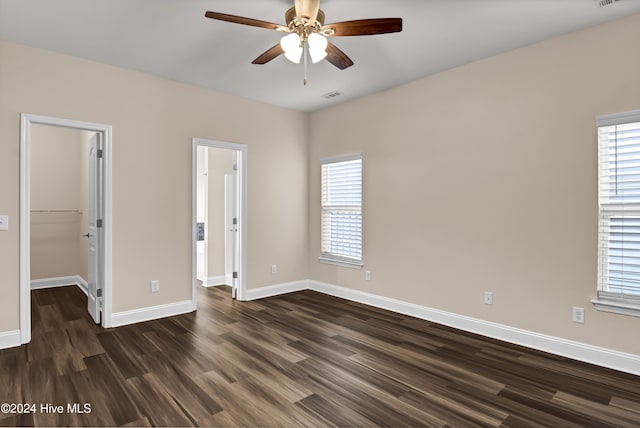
top-left (83, 233), bottom-right (91, 238)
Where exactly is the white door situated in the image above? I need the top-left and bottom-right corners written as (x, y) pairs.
top-left (224, 174), bottom-right (234, 286)
top-left (230, 152), bottom-right (241, 299)
top-left (86, 134), bottom-right (101, 323)
top-left (196, 146), bottom-right (208, 282)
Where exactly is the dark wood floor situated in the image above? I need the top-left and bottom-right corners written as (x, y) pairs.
top-left (1, 285), bottom-right (639, 427)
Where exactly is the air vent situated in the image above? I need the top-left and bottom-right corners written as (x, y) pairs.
top-left (323, 91), bottom-right (342, 99)
top-left (596, 0), bottom-right (621, 7)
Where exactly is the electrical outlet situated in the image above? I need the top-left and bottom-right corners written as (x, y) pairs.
top-left (151, 280), bottom-right (160, 293)
top-left (484, 291), bottom-right (493, 305)
top-left (572, 307), bottom-right (585, 324)
top-left (365, 271), bottom-right (372, 281)
top-left (271, 264), bottom-right (277, 274)
top-left (0, 215), bottom-right (8, 231)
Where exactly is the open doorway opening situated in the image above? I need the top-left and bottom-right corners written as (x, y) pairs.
top-left (29, 125), bottom-right (93, 292)
top-left (192, 138), bottom-right (246, 305)
top-left (196, 146), bottom-right (236, 287)
top-left (20, 114), bottom-right (113, 344)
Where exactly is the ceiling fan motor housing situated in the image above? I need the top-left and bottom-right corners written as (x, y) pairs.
top-left (285, 7), bottom-right (328, 41)
top-left (285, 7), bottom-right (326, 27)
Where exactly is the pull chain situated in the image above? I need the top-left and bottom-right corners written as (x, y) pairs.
top-left (303, 42), bottom-right (308, 85)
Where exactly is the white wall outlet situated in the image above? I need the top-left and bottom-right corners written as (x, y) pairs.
top-left (484, 291), bottom-right (493, 305)
top-left (0, 215), bottom-right (8, 231)
top-left (365, 270), bottom-right (372, 281)
top-left (151, 280), bottom-right (160, 293)
top-left (572, 307), bottom-right (585, 324)
top-left (271, 264), bottom-right (277, 274)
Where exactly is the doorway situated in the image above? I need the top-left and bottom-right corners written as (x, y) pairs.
top-left (20, 114), bottom-right (113, 344)
top-left (192, 138), bottom-right (246, 305)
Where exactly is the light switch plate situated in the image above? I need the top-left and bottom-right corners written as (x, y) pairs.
top-left (0, 215), bottom-right (8, 231)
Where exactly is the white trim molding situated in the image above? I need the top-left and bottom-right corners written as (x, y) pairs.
top-left (320, 153), bottom-right (363, 165)
top-left (191, 138), bottom-right (248, 309)
top-left (596, 109), bottom-right (640, 127)
top-left (110, 300), bottom-right (194, 328)
top-left (31, 276), bottom-right (88, 295)
top-left (591, 297), bottom-right (640, 318)
top-left (240, 279), bottom-right (640, 376)
top-left (244, 280), bottom-right (309, 301)
top-left (307, 280), bottom-right (640, 377)
top-left (20, 113), bottom-right (114, 342)
top-left (0, 330), bottom-right (22, 350)
top-left (201, 276), bottom-right (228, 287)
top-left (318, 256), bottom-right (363, 269)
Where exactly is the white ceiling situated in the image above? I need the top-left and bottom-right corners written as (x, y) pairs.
top-left (1, 0), bottom-right (639, 112)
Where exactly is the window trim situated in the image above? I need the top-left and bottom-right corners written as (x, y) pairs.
top-left (591, 296), bottom-right (640, 318)
top-left (318, 256), bottom-right (363, 269)
top-left (594, 110), bottom-right (640, 318)
top-left (320, 154), bottom-right (363, 268)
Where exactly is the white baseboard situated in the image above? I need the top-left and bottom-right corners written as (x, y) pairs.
top-left (110, 300), bottom-right (194, 328)
top-left (307, 280), bottom-right (640, 377)
top-left (225, 273), bottom-right (232, 285)
top-left (241, 278), bottom-right (640, 376)
top-left (201, 275), bottom-right (227, 287)
top-left (244, 280), bottom-right (309, 301)
top-left (31, 275), bottom-right (88, 296)
top-left (0, 330), bottom-right (22, 350)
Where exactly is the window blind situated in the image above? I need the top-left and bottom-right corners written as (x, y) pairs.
top-left (598, 111), bottom-right (640, 301)
top-left (321, 156), bottom-right (362, 263)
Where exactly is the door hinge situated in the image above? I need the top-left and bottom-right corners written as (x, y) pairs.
top-left (232, 272), bottom-right (238, 279)
top-left (97, 219), bottom-right (103, 228)
top-left (233, 217), bottom-right (238, 225)
top-left (97, 149), bottom-right (103, 158)
top-left (233, 163), bottom-right (238, 171)
top-left (97, 288), bottom-right (102, 298)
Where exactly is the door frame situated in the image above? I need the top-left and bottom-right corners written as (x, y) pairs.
top-left (19, 113), bottom-right (113, 343)
top-left (191, 138), bottom-right (247, 305)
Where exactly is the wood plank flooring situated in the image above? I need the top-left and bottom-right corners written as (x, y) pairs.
top-left (1, 285), bottom-right (639, 427)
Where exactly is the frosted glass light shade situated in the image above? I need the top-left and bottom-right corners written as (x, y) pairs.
top-left (284, 49), bottom-right (303, 63)
top-left (280, 33), bottom-right (302, 63)
top-left (309, 48), bottom-right (327, 63)
top-left (308, 33), bottom-right (328, 63)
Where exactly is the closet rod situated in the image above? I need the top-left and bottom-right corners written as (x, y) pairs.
top-left (30, 209), bottom-right (83, 213)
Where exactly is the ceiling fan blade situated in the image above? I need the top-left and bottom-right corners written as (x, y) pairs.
top-left (322, 18), bottom-right (402, 37)
top-left (251, 43), bottom-right (285, 64)
top-left (325, 42), bottom-right (354, 70)
top-left (205, 11), bottom-right (288, 32)
top-left (294, 0), bottom-right (320, 24)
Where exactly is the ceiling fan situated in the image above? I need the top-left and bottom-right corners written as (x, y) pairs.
top-left (205, 0), bottom-right (402, 83)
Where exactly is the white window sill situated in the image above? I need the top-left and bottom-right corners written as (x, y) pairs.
top-left (318, 256), bottom-right (363, 270)
top-left (591, 298), bottom-right (640, 318)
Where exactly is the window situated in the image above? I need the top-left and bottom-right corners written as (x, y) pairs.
top-left (320, 155), bottom-right (362, 268)
top-left (595, 110), bottom-right (640, 317)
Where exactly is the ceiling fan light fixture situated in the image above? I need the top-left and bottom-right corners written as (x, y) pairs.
top-left (280, 33), bottom-right (302, 63)
top-left (205, 4), bottom-right (403, 72)
top-left (309, 48), bottom-right (327, 64)
top-left (307, 32), bottom-right (328, 63)
top-left (284, 48), bottom-right (303, 63)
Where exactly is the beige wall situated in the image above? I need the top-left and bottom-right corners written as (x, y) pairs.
top-left (308, 14), bottom-right (640, 356)
top-left (3, 13), bottom-right (640, 360)
top-left (30, 124), bottom-right (88, 280)
top-left (0, 39), bottom-right (308, 333)
top-left (207, 147), bottom-right (233, 278)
